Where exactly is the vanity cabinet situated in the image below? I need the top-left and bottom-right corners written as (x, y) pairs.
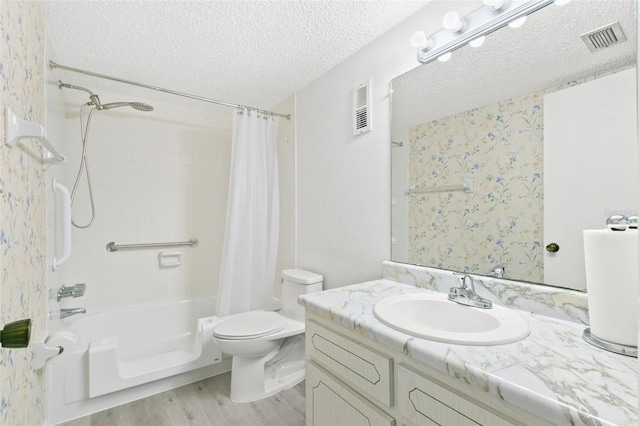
top-left (306, 320), bottom-right (393, 407)
top-left (307, 361), bottom-right (395, 426)
top-left (397, 364), bottom-right (513, 426)
top-left (306, 316), bottom-right (538, 426)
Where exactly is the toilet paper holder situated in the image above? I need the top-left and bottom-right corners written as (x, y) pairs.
top-left (32, 331), bottom-right (64, 369)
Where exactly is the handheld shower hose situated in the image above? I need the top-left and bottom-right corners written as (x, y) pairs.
top-left (60, 80), bottom-right (154, 228)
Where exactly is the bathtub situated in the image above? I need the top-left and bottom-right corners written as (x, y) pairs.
top-left (46, 296), bottom-right (231, 424)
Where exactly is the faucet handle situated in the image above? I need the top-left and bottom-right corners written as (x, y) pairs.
top-left (72, 283), bottom-right (86, 298)
top-left (448, 286), bottom-right (462, 296)
top-left (57, 283), bottom-right (86, 301)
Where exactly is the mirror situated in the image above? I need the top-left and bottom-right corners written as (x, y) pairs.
top-left (391, 0), bottom-right (637, 291)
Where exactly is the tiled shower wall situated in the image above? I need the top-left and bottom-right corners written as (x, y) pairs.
top-left (60, 103), bottom-right (230, 312)
top-left (50, 90), bottom-right (295, 314)
top-left (51, 95), bottom-right (231, 313)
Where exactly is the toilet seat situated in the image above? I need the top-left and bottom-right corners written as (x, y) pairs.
top-left (212, 311), bottom-right (288, 340)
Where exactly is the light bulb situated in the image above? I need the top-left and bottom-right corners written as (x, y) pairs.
top-left (437, 52), bottom-right (452, 62)
top-left (508, 16), bottom-right (527, 28)
top-left (483, 0), bottom-right (508, 10)
top-left (469, 36), bottom-right (486, 47)
top-left (442, 11), bottom-right (465, 33)
top-left (410, 31), bottom-right (430, 48)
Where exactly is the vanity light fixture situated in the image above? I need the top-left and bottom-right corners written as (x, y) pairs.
top-left (442, 11), bottom-right (466, 33)
top-left (508, 16), bottom-right (528, 28)
top-left (410, 31), bottom-right (432, 50)
top-left (483, 0), bottom-right (509, 11)
top-left (469, 36), bottom-right (486, 47)
top-left (437, 52), bottom-right (452, 62)
top-left (412, 0), bottom-right (557, 65)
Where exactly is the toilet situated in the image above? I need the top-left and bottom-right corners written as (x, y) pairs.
top-left (212, 269), bottom-right (323, 403)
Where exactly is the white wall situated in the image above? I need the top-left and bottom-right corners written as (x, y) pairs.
top-left (295, 1), bottom-right (478, 288)
top-left (274, 96), bottom-right (297, 295)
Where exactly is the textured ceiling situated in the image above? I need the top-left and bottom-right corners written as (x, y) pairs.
top-left (392, 0), bottom-right (637, 131)
top-left (37, 0), bottom-right (430, 113)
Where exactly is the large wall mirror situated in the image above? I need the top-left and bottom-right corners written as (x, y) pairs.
top-left (391, 0), bottom-right (637, 291)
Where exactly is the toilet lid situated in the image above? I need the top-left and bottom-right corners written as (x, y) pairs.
top-left (212, 311), bottom-right (287, 339)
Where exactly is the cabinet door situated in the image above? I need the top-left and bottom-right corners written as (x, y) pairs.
top-left (397, 364), bottom-right (515, 426)
top-left (307, 361), bottom-right (395, 426)
top-left (306, 320), bottom-right (393, 406)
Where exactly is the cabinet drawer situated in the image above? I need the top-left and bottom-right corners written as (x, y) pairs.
top-left (397, 364), bottom-right (514, 426)
top-left (307, 361), bottom-right (395, 426)
top-left (306, 320), bottom-right (393, 407)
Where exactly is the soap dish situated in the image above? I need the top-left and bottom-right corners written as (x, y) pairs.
top-left (583, 328), bottom-right (637, 358)
top-left (158, 250), bottom-right (182, 268)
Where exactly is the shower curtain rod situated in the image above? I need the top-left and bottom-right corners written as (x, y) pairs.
top-left (49, 60), bottom-right (291, 120)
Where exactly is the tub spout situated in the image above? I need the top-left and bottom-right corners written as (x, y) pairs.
top-left (60, 308), bottom-right (86, 319)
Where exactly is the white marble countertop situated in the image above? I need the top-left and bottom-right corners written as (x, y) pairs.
top-left (299, 279), bottom-right (638, 426)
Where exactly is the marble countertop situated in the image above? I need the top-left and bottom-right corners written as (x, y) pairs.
top-left (299, 279), bottom-right (638, 426)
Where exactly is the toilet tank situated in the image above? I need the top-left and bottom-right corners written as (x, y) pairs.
top-left (280, 269), bottom-right (323, 321)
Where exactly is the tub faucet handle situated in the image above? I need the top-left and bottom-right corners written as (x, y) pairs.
top-left (57, 283), bottom-right (86, 301)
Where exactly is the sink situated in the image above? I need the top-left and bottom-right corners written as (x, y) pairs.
top-left (373, 292), bottom-right (530, 345)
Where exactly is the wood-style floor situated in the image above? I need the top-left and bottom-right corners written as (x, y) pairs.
top-left (63, 372), bottom-right (305, 426)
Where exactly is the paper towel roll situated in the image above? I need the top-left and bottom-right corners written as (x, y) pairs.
top-left (583, 229), bottom-right (638, 347)
top-left (46, 331), bottom-right (78, 364)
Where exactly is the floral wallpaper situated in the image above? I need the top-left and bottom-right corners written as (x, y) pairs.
top-left (408, 91), bottom-right (544, 282)
top-left (0, 2), bottom-right (47, 425)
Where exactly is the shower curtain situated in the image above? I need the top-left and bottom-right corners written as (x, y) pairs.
top-left (216, 109), bottom-right (280, 317)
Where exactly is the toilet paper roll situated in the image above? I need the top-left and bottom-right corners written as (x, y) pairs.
top-left (583, 229), bottom-right (638, 347)
top-left (46, 331), bottom-right (78, 364)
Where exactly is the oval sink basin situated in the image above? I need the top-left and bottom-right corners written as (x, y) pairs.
top-left (373, 293), bottom-right (530, 345)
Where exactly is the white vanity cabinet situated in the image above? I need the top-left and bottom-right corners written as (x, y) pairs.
top-left (396, 364), bottom-right (514, 426)
top-left (307, 361), bottom-right (395, 426)
top-left (306, 316), bottom-right (543, 426)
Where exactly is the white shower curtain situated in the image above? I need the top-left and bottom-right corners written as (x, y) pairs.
top-left (216, 109), bottom-right (280, 317)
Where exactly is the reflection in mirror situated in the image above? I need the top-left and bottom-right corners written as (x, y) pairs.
top-left (391, 0), bottom-right (637, 290)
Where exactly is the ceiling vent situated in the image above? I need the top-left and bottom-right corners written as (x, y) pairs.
top-left (581, 22), bottom-right (627, 53)
top-left (353, 80), bottom-right (372, 136)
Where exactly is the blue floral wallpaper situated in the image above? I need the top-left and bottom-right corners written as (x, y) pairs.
top-left (0, 1), bottom-right (47, 424)
top-left (408, 91), bottom-right (544, 282)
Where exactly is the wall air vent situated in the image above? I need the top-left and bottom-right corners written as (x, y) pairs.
top-left (353, 80), bottom-right (372, 136)
top-left (581, 21), bottom-right (627, 53)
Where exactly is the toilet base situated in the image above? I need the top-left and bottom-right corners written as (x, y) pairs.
top-left (229, 335), bottom-right (306, 403)
top-left (230, 355), bottom-right (306, 403)
top-left (231, 367), bottom-right (305, 403)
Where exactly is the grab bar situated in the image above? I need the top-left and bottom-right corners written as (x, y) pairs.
top-left (106, 239), bottom-right (199, 252)
top-left (52, 180), bottom-right (72, 271)
top-left (408, 179), bottom-right (474, 195)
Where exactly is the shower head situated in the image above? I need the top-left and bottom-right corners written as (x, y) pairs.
top-left (57, 81), bottom-right (153, 112)
top-left (100, 102), bottom-right (154, 112)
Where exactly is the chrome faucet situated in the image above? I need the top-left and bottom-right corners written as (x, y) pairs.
top-left (57, 283), bottom-right (86, 301)
top-left (60, 308), bottom-right (86, 319)
top-left (448, 274), bottom-right (493, 309)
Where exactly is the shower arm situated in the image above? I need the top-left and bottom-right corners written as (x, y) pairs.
top-left (57, 80), bottom-right (102, 108)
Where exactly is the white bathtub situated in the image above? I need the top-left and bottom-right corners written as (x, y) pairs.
top-left (46, 296), bottom-right (230, 424)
